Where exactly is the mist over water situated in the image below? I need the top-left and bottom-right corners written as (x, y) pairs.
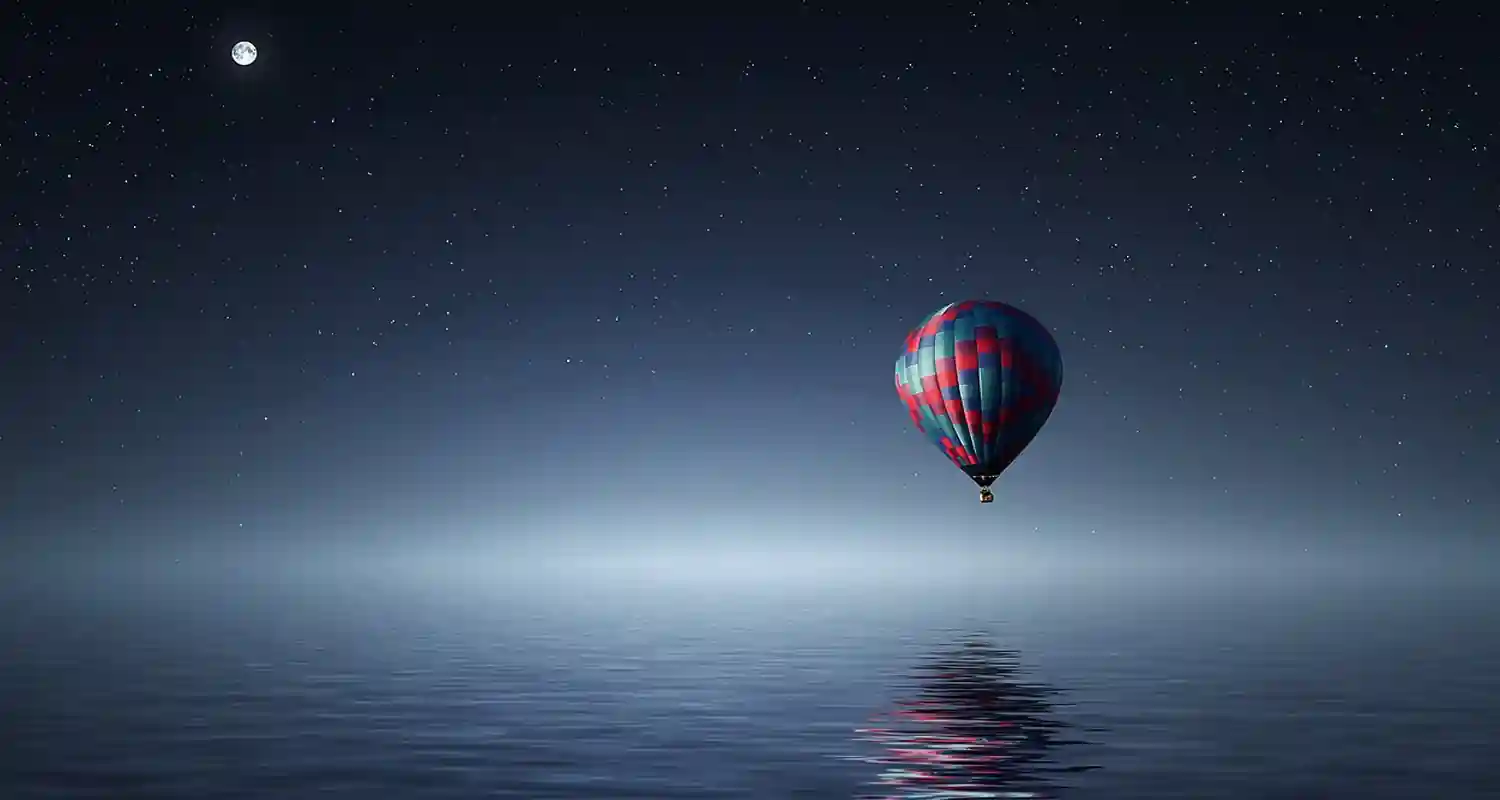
top-left (2, 541), bottom-right (1497, 798)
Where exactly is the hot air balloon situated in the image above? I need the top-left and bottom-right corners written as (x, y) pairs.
top-left (894, 300), bottom-right (1063, 503)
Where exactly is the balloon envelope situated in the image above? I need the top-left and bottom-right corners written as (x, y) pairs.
top-left (894, 300), bottom-right (1063, 500)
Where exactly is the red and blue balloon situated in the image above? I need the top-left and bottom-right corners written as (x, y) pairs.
top-left (895, 300), bottom-right (1064, 503)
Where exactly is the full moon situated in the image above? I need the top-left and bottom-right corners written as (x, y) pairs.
top-left (231, 41), bottom-right (257, 67)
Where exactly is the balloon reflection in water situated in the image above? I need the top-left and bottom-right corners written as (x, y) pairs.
top-left (854, 635), bottom-right (1097, 799)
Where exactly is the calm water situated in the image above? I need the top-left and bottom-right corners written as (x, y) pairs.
top-left (2, 563), bottom-right (1497, 798)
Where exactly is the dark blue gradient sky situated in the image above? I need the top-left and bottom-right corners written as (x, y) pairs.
top-left (4, 4), bottom-right (1497, 574)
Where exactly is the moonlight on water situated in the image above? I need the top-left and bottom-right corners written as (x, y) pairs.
top-left (232, 41), bottom-right (257, 66)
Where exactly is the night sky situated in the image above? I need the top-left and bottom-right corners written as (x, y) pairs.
top-left (5, 4), bottom-right (1496, 577)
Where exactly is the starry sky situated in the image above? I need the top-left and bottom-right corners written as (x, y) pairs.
top-left (4, 4), bottom-right (1496, 576)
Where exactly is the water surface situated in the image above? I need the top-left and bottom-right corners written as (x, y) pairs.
top-left (2, 561), bottom-right (1496, 798)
